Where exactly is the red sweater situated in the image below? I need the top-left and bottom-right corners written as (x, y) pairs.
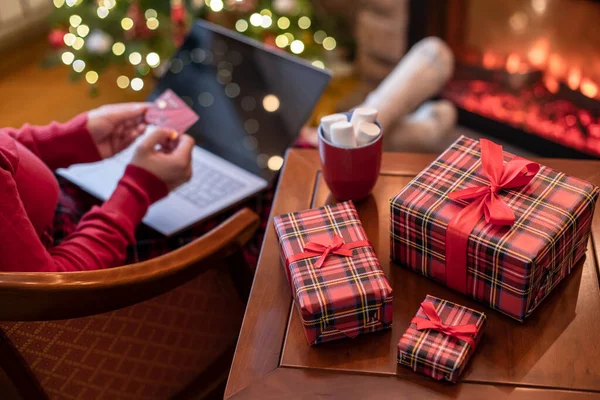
top-left (0, 114), bottom-right (168, 272)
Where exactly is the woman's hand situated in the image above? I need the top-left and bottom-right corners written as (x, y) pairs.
top-left (87, 102), bottom-right (150, 159)
top-left (130, 128), bottom-right (195, 191)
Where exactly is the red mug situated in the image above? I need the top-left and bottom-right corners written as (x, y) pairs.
top-left (318, 112), bottom-right (383, 202)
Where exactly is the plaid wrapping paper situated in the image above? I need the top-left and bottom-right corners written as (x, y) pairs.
top-left (274, 201), bottom-right (393, 345)
top-left (391, 136), bottom-right (599, 321)
top-left (397, 295), bottom-right (486, 383)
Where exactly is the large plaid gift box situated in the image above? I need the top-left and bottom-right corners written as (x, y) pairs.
top-left (397, 295), bottom-right (486, 383)
top-left (274, 201), bottom-right (393, 345)
top-left (391, 136), bottom-right (599, 321)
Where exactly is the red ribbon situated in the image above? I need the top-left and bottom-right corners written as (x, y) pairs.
top-left (411, 301), bottom-right (478, 347)
top-left (445, 139), bottom-right (540, 294)
top-left (286, 235), bottom-right (370, 269)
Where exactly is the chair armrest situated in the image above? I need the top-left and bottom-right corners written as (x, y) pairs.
top-left (0, 208), bottom-right (261, 321)
top-left (125, 207), bottom-right (260, 274)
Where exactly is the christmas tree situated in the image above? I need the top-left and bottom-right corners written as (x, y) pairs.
top-left (47, 0), bottom-right (345, 95)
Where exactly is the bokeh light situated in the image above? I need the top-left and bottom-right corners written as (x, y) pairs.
top-left (323, 37), bottom-right (337, 51)
top-left (277, 17), bottom-right (290, 29)
top-left (146, 18), bottom-right (159, 30)
top-left (69, 15), bottom-right (82, 27)
top-left (112, 42), bottom-right (125, 55)
top-left (116, 75), bottom-right (130, 89)
top-left (275, 35), bottom-right (289, 48)
top-left (267, 156), bottom-right (284, 171)
top-left (298, 16), bottom-right (311, 29)
top-left (235, 20), bottom-right (248, 32)
top-left (61, 51), bottom-right (75, 65)
top-left (129, 52), bottom-right (142, 65)
top-left (72, 59), bottom-right (85, 73)
top-left (121, 17), bottom-right (134, 30)
top-left (263, 94), bottom-right (280, 112)
top-left (146, 52), bottom-right (160, 67)
top-left (85, 71), bottom-right (98, 84)
top-left (131, 78), bottom-right (144, 91)
top-left (290, 40), bottom-right (304, 54)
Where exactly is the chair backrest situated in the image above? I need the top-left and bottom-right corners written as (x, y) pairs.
top-left (0, 208), bottom-right (259, 400)
top-left (0, 208), bottom-right (259, 321)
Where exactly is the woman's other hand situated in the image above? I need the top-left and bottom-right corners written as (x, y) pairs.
top-left (87, 102), bottom-right (150, 158)
top-left (130, 128), bottom-right (195, 191)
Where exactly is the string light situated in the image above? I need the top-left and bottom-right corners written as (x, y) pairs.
top-left (53, 0), bottom-right (65, 8)
top-left (61, 51), bottom-right (75, 65)
top-left (267, 156), bottom-right (284, 171)
top-left (210, 0), bottom-right (223, 11)
top-left (65, 0), bottom-right (77, 8)
top-left (76, 24), bottom-right (90, 37)
top-left (235, 20), bottom-right (248, 32)
top-left (63, 33), bottom-right (76, 46)
top-left (72, 59), bottom-right (85, 72)
top-left (85, 71), bottom-right (98, 84)
top-left (275, 35), bottom-right (289, 48)
top-left (290, 40), bottom-right (304, 54)
top-left (72, 37), bottom-right (85, 50)
top-left (323, 37), bottom-right (337, 51)
top-left (263, 94), bottom-right (280, 112)
top-left (104, 0), bottom-right (116, 9)
top-left (249, 13), bottom-right (262, 27)
top-left (146, 52), bottom-right (160, 67)
top-left (277, 17), bottom-right (290, 29)
top-left (260, 9), bottom-right (272, 17)
top-left (312, 60), bottom-right (325, 69)
top-left (284, 32), bottom-right (294, 42)
top-left (121, 17), bottom-right (134, 30)
top-left (313, 30), bottom-right (326, 44)
top-left (145, 9), bottom-right (157, 19)
top-left (146, 18), bottom-right (159, 30)
top-left (260, 15), bottom-right (272, 28)
top-left (97, 7), bottom-right (109, 18)
top-left (129, 52), bottom-right (142, 65)
top-left (116, 75), bottom-right (130, 89)
top-left (69, 15), bottom-right (82, 27)
top-left (298, 16), bottom-right (311, 29)
top-left (131, 78), bottom-right (144, 91)
top-left (112, 42), bottom-right (125, 55)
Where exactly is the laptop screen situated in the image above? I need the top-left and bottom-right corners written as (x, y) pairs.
top-left (149, 20), bottom-right (331, 182)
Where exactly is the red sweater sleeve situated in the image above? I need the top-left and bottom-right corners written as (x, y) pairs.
top-left (3, 113), bottom-right (102, 169)
top-left (0, 165), bottom-right (168, 272)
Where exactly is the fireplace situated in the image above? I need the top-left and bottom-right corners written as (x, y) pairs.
top-left (411, 0), bottom-right (600, 158)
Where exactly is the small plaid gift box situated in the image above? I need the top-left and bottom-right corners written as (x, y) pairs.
top-left (274, 201), bottom-right (393, 345)
top-left (397, 295), bottom-right (486, 383)
top-left (391, 136), bottom-right (599, 321)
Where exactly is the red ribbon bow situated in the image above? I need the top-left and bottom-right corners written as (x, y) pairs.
top-left (411, 301), bottom-right (478, 347)
top-left (445, 139), bottom-right (540, 293)
top-left (286, 235), bottom-right (370, 269)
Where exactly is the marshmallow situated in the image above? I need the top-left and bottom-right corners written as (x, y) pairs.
top-left (350, 107), bottom-right (378, 130)
top-left (321, 114), bottom-right (347, 141)
top-left (330, 121), bottom-right (357, 148)
top-left (355, 122), bottom-right (381, 146)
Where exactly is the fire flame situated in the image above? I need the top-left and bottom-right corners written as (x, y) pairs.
top-left (581, 78), bottom-right (599, 99)
top-left (567, 68), bottom-right (582, 91)
top-left (506, 53), bottom-right (521, 74)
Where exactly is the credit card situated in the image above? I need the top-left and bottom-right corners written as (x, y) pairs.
top-left (145, 89), bottom-right (199, 133)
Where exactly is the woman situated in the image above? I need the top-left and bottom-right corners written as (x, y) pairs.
top-left (0, 103), bottom-right (195, 272)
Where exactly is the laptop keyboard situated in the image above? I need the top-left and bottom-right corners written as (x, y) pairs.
top-left (174, 161), bottom-right (246, 207)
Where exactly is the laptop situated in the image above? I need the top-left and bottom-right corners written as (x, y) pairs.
top-left (58, 19), bottom-right (331, 235)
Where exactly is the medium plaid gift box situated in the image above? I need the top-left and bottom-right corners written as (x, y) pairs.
top-left (274, 201), bottom-right (393, 345)
top-left (391, 136), bottom-right (599, 321)
top-left (397, 295), bottom-right (485, 383)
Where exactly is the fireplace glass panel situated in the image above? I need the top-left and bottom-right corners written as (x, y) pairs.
top-left (438, 0), bottom-right (600, 157)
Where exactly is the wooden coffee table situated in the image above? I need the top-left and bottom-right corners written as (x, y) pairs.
top-left (225, 149), bottom-right (600, 399)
